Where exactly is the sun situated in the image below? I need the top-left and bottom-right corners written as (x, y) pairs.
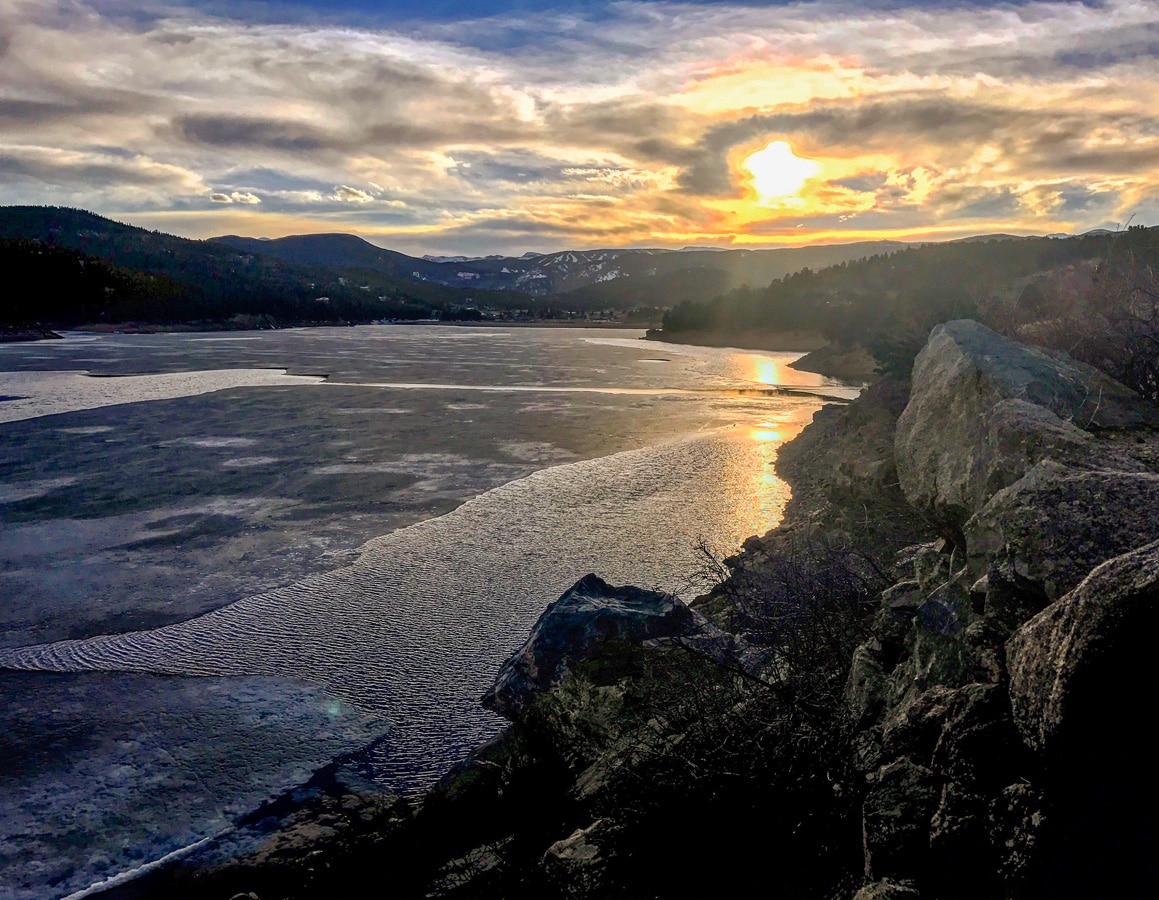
top-left (743, 140), bottom-right (820, 204)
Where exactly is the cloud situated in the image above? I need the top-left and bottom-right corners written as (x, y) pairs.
top-left (175, 115), bottom-right (334, 153)
top-left (331, 185), bottom-right (374, 203)
top-left (210, 190), bottom-right (261, 204)
top-left (0, 0), bottom-right (1155, 253)
top-left (0, 142), bottom-right (207, 205)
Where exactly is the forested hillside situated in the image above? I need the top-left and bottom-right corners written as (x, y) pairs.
top-left (658, 227), bottom-right (1159, 387)
top-left (0, 207), bottom-right (532, 327)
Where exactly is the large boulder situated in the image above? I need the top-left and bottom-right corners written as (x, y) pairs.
top-left (482, 574), bottom-right (697, 719)
top-left (894, 320), bottom-right (1156, 544)
top-left (1006, 538), bottom-right (1159, 759)
top-left (1005, 539), bottom-right (1159, 894)
top-left (965, 459), bottom-right (1159, 599)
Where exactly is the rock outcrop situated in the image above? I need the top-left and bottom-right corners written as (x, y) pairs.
top-left (965, 460), bottom-right (1159, 598)
top-left (789, 342), bottom-right (879, 378)
top-left (482, 574), bottom-right (698, 718)
top-left (848, 320), bottom-right (1159, 898)
top-left (894, 319), bottom-right (1157, 545)
top-left (1002, 538), bottom-right (1159, 894)
top-left (1006, 537), bottom-right (1159, 758)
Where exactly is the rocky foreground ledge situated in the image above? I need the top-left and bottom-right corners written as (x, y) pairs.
top-left (106, 320), bottom-right (1159, 899)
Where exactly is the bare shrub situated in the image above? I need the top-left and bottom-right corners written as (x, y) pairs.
top-left (552, 538), bottom-right (890, 897)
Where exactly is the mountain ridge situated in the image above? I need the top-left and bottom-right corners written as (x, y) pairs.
top-left (210, 231), bottom-right (910, 298)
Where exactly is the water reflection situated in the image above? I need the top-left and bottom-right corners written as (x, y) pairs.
top-left (749, 354), bottom-right (834, 388)
top-left (722, 399), bottom-right (820, 539)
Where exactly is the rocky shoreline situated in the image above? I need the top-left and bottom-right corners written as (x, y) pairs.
top-left (0, 324), bottom-right (61, 343)
top-left (99, 319), bottom-right (1159, 899)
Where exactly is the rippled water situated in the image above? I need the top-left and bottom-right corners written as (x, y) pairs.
top-left (0, 326), bottom-right (856, 897)
top-left (2, 429), bottom-right (791, 787)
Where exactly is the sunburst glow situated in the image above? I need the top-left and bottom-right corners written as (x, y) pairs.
top-left (743, 141), bottom-right (821, 204)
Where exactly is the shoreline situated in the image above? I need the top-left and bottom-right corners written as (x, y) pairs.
top-left (1, 320), bottom-right (653, 342)
top-left (645, 329), bottom-right (881, 379)
top-left (642, 327), bottom-right (829, 353)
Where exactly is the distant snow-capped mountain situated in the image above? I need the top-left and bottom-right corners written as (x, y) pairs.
top-left (211, 233), bottom-right (908, 300)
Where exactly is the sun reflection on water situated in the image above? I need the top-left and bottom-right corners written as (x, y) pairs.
top-left (755, 360), bottom-right (782, 385)
top-left (724, 401), bottom-right (819, 539)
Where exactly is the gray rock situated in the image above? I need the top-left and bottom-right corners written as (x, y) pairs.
top-left (882, 581), bottom-right (924, 611)
top-left (541, 819), bottom-right (614, 898)
top-left (482, 574), bottom-right (698, 718)
top-left (988, 782), bottom-right (1046, 886)
top-left (980, 557), bottom-right (1051, 637)
top-left (879, 683), bottom-right (1011, 776)
top-left (428, 842), bottom-right (508, 896)
top-left (1006, 538), bottom-right (1159, 758)
top-left (893, 542), bottom-right (939, 581)
top-left (929, 781), bottom-right (991, 882)
top-left (848, 638), bottom-right (888, 724)
top-left (965, 460), bottom-right (1159, 599)
top-left (646, 623), bottom-right (770, 679)
top-left (863, 757), bottom-right (939, 879)
top-left (544, 820), bottom-right (605, 865)
top-left (895, 320), bottom-right (1155, 543)
top-left (913, 545), bottom-right (952, 593)
top-left (927, 683), bottom-right (1020, 789)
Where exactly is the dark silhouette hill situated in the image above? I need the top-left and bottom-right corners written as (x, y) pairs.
top-left (0, 207), bottom-right (532, 327)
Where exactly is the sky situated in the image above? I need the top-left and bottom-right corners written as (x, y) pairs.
top-left (1, 0), bottom-right (1157, 255)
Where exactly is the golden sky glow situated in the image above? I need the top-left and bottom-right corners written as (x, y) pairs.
top-left (0, 1), bottom-right (1156, 254)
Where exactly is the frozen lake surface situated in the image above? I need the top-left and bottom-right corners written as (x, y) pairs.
top-left (0, 326), bottom-right (857, 899)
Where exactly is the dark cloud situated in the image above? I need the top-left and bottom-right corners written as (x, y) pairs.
top-left (0, 92), bottom-right (153, 126)
top-left (0, 97), bottom-right (78, 123)
top-left (0, 148), bottom-right (196, 191)
top-left (174, 114), bottom-right (334, 152)
top-left (449, 150), bottom-right (568, 184)
top-left (1053, 20), bottom-right (1159, 68)
top-left (944, 189), bottom-right (1022, 220)
top-left (1056, 185), bottom-right (1118, 214)
top-left (0, 146), bottom-right (203, 205)
top-left (540, 97), bottom-right (697, 161)
top-left (1043, 146), bottom-right (1159, 176)
top-left (833, 174), bottom-right (888, 192)
top-left (444, 150), bottom-right (654, 190)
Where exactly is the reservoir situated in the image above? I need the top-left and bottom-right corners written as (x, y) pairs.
top-left (0, 326), bottom-right (857, 899)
